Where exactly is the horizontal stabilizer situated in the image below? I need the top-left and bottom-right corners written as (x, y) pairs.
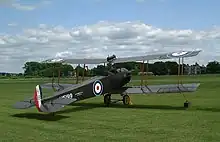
top-left (125, 83), bottom-right (200, 94)
top-left (13, 101), bottom-right (34, 109)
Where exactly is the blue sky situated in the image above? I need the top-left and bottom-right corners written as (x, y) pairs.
top-left (1, 0), bottom-right (220, 32)
top-left (0, 0), bottom-right (220, 72)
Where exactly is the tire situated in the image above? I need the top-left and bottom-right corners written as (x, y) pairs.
top-left (104, 94), bottom-right (111, 106)
top-left (123, 95), bottom-right (130, 105)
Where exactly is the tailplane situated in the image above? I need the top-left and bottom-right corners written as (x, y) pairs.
top-left (13, 85), bottom-right (45, 111)
top-left (13, 84), bottom-right (78, 113)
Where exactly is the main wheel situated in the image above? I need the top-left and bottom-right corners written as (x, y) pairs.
top-left (123, 95), bottom-right (130, 105)
top-left (104, 94), bottom-right (111, 106)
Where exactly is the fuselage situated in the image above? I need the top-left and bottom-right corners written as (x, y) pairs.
top-left (109, 69), bottom-right (131, 89)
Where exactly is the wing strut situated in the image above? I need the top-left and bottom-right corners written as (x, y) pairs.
top-left (50, 63), bottom-right (63, 92)
top-left (82, 64), bottom-right (86, 81)
top-left (76, 64), bottom-right (79, 84)
top-left (140, 60), bottom-right (152, 93)
top-left (140, 60), bottom-right (145, 86)
top-left (145, 60), bottom-right (149, 85)
top-left (52, 64), bottom-right (57, 92)
top-left (177, 57), bottom-right (185, 86)
top-left (176, 57), bottom-right (189, 102)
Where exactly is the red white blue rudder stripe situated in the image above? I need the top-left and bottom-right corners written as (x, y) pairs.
top-left (33, 85), bottom-right (47, 112)
top-left (93, 80), bottom-right (103, 96)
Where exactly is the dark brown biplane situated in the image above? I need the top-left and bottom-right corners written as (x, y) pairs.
top-left (13, 50), bottom-right (201, 114)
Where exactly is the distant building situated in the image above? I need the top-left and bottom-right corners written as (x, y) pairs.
top-left (0, 72), bottom-right (21, 76)
top-left (184, 63), bottom-right (201, 75)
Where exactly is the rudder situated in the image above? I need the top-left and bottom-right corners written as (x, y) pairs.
top-left (33, 85), bottom-right (47, 112)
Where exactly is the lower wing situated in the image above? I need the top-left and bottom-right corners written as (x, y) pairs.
top-left (124, 83), bottom-right (200, 94)
top-left (40, 83), bottom-right (76, 91)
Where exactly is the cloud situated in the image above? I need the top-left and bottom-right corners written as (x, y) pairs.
top-left (7, 23), bottom-right (18, 27)
top-left (0, 21), bottom-right (219, 73)
top-left (0, 0), bottom-right (51, 11)
top-left (11, 3), bottom-right (35, 11)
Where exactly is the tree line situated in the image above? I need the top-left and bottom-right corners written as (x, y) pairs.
top-left (18, 60), bottom-right (220, 77)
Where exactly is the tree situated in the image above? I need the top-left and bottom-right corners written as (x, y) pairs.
top-left (165, 61), bottom-right (178, 75)
top-left (206, 61), bottom-right (220, 74)
top-left (152, 62), bottom-right (168, 75)
top-left (23, 62), bottom-right (73, 77)
top-left (91, 65), bottom-right (107, 76)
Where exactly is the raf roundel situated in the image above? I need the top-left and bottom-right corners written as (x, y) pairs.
top-left (171, 51), bottom-right (188, 57)
top-left (93, 80), bottom-right (103, 96)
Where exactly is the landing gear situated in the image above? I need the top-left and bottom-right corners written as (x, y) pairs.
top-left (103, 93), bottom-right (131, 106)
top-left (122, 94), bottom-right (131, 105)
top-left (104, 94), bottom-right (111, 106)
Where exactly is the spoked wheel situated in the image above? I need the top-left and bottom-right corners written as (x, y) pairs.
top-left (122, 94), bottom-right (131, 105)
top-left (104, 94), bottom-right (111, 106)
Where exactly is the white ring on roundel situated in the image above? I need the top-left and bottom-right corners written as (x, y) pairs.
top-left (93, 80), bottom-right (103, 96)
top-left (171, 51), bottom-right (188, 57)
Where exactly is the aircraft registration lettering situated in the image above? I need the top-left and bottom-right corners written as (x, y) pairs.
top-left (75, 92), bottom-right (83, 97)
top-left (61, 93), bottom-right (73, 99)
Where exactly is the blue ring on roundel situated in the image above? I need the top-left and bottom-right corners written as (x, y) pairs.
top-left (93, 80), bottom-right (103, 96)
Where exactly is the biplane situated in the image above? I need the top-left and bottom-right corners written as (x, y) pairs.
top-left (13, 50), bottom-right (202, 114)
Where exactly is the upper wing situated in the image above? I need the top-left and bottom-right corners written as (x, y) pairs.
top-left (42, 50), bottom-right (202, 64)
top-left (115, 50), bottom-right (202, 63)
top-left (43, 58), bottom-right (106, 64)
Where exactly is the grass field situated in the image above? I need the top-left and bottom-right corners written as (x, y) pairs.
top-left (0, 75), bottom-right (220, 142)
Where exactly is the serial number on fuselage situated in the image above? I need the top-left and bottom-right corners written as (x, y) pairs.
top-left (60, 92), bottom-right (83, 99)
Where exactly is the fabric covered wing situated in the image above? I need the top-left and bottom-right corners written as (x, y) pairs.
top-left (42, 50), bottom-right (201, 64)
top-left (43, 58), bottom-right (106, 64)
top-left (114, 50), bottom-right (202, 63)
top-left (13, 100), bottom-right (35, 109)
top-left (41, 83), bottom-right (76, 90)
top-left (124, 83), bottom-right (200, 94)
top-left (13, 97), bottom-right (35, 109)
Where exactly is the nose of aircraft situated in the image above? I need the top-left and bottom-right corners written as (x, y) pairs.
top-left (124, 70), bottom-right (131, 83)
top-left (127, 71), bottom-right (131, 77)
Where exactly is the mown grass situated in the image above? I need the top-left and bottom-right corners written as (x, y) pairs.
top-left (0, 74), bottom-right (220, 142)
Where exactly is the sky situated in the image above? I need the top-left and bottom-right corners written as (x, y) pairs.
top-left (0, 0), bottom-right (220, 73)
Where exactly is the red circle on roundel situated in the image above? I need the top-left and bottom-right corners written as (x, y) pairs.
top-left (96, 86), bottom-right (99, 90)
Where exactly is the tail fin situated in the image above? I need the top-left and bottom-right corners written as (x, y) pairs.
top-left (33, 85), bottom-right (47, 112)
